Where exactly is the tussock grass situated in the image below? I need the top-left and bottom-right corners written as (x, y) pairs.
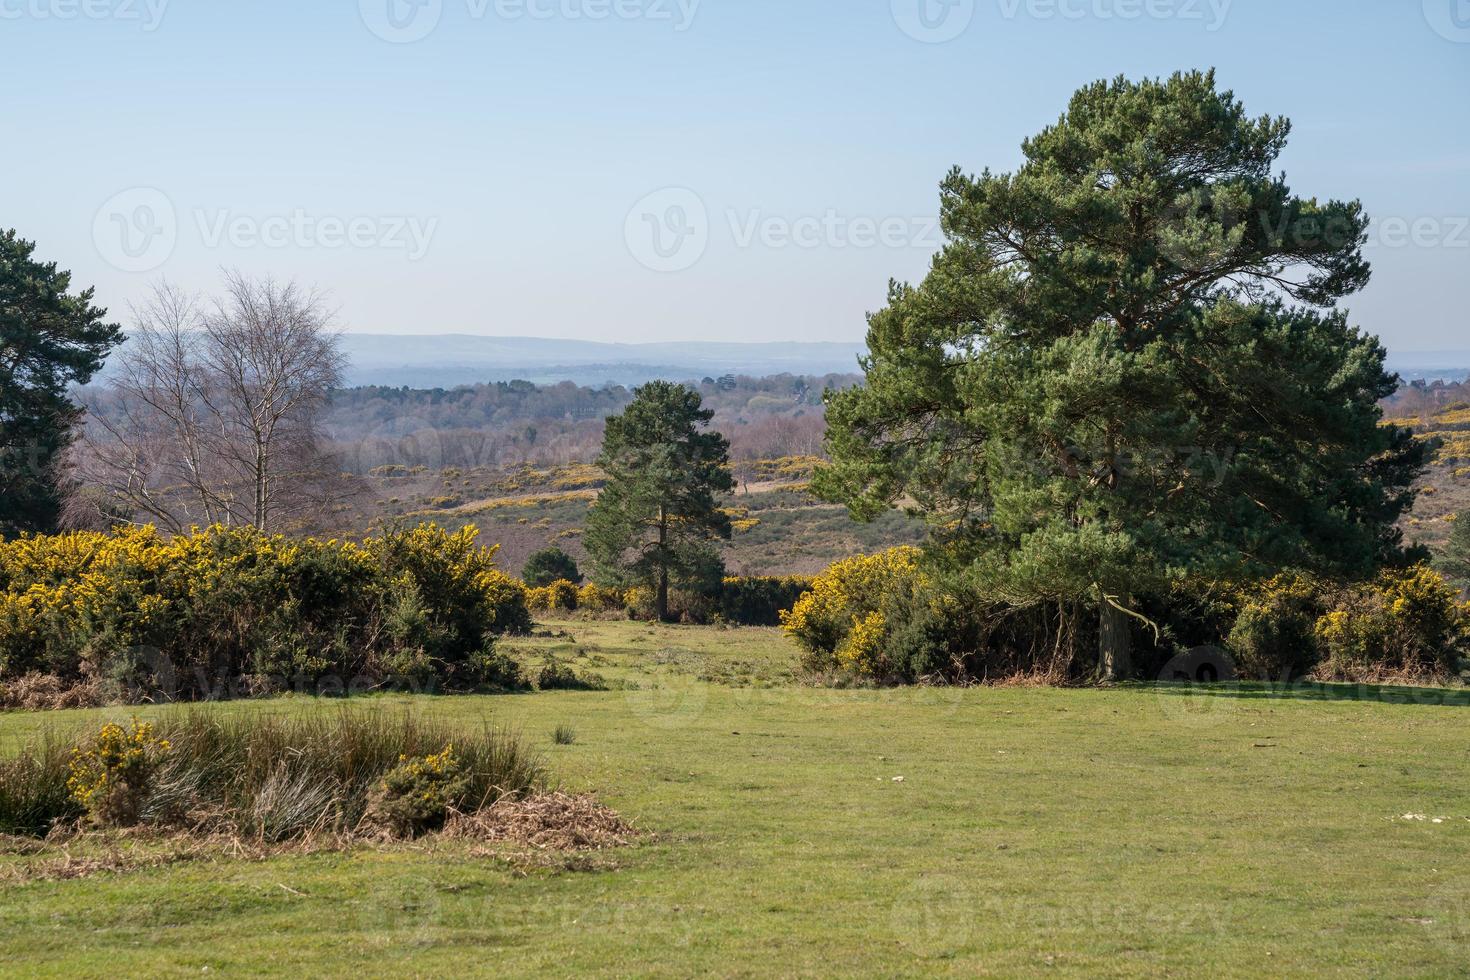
top-left (0, 710), bottom-right (544, 843)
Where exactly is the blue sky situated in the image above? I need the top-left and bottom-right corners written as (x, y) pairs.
top-left (2, 0), bottom-right (1465, 350)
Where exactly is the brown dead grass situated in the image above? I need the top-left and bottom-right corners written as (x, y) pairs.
top-left (445, 792), bottom-right (638, 851)
top-left (0, 793), bottom-right (636, 883)
top-left (0, 673), bottom-right (105, 711)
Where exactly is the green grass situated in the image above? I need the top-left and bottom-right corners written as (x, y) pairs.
top-left (3, 621), bottom-right (1469, 977)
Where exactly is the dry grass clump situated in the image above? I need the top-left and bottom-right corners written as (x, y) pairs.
top-left (446, 791), bottom-right (637, 851)
top-left (0, 673), bottom-right (105, 711)
top-left (0, 709), bottom-right (636, 880)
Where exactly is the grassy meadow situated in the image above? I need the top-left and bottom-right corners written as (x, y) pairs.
top-left (2, 621), bottom-right (1469, 977)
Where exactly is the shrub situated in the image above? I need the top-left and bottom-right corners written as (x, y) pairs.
top-left (521, 548), bottom-right (583, 588)
top-left (782, 548), bottom-right (956, 680)
top-left (527, 579), bottom-right (580, 614)
top-left (576, 582), bottom-right (624, 613)
top-left (66, 719), bottom-right (171, 827)
top-left (719, 576), bottom-right (812, 626)
top-left (536, 655), bottom-right (603, 691)
top-left (1227, 574), bottom-right (1322, 680)
top-left (365, 746), bottom-right (471, 837)
top-left (0, 524), bottom-right (530, 704)
top-left (1314, 566), bottom-right (1470, 680)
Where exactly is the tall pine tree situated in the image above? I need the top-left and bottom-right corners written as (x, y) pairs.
top-left (585, 381), bottom-right (734, 621)
top-left (815, 71), bottom-right (1427, 679)
top-left (0, 230), bottom-right (122, 536)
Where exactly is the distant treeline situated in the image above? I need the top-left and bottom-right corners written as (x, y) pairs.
top-left (322, 374), bottom-right (859, 472)
top-left (1382, 378), bottom-right (1470, 421)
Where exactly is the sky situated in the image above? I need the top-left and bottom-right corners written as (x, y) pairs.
top-left (1, 0), bottom-right (1466, 351)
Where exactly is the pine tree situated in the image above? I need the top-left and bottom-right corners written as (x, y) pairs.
top-left (0, 230), bottom-right (122, 536)
top-left (585, 382), bottom-right (734, 621)
top-left (815, 71), bottom-right (1427, 679)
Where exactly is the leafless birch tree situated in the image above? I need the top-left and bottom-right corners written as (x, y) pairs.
top-left (66, 273), bottom-right (358, 533)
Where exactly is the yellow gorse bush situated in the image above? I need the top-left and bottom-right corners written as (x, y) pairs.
top-left (0, 523), bottom-right (529, 698)
top-left (837, 610), bottom-right (888, 676)
top-left (526, 579), bottom-right (581, 613)
top-left (67, 718), bottom-right (171, 821)
top-left (782, 547), bottom-right (927, 673)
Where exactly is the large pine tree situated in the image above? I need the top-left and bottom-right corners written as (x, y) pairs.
top-left (585, 381), bottom-right (734, 621)
top-left (815, 71), bottom-right (1427, 679)
top-left (0, 230), bottom-right (122, 536)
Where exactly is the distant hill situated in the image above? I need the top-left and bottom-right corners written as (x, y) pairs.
top-left (1386, 352), bottom-right (1470, 383)
top-left (337, 335), bottom-right (867, 388)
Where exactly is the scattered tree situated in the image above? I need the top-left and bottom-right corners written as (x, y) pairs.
top-left (816, 71), bottom-right (1427, 680)
top-left (585, 381), bottom-right (734, 621)
top-left (67, 273), bottom-right (356, 533)
top-left (0, 230), bottom-right (122, 536)
top-left (521, 546), bottom-right (583, 587)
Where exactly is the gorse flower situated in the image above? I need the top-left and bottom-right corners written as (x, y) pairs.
top-left (66, 718), bottom-right (170, 824)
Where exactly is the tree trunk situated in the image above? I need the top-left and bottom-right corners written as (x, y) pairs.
top-left (656, 504), bottom-right (669, 622)
top-left (1099, 599), bottom-right (1132, 682)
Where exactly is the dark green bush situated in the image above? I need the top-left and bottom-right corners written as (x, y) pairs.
top-left (521, 548), bottom-right (583, 588)
top-left (719, 576), bottom-right (812, 626)
top-left (1226, 576), bottom-right (1323, 680)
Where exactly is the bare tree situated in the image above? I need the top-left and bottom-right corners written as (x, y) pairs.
top-left (67, 273), bottom-right (358, 533)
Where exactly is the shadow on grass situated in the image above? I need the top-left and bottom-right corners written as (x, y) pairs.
top-left (1135, 678), bottom-right (1470, 707)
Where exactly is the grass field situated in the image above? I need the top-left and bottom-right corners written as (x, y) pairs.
top-left (3, 621), bottom-right (1470, 977)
